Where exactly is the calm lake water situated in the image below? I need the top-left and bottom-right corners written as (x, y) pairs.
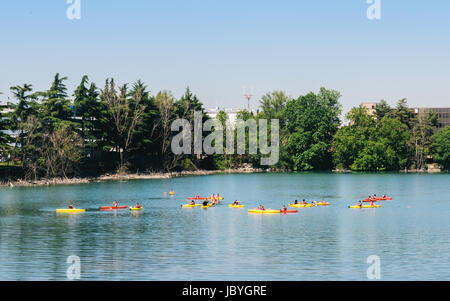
top-left (0, 172), bottom-right (449, 280)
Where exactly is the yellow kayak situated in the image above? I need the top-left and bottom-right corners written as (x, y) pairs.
top-left (289, 204), bottom-right (313, 208)
top-left (248, 209), bottom-right (281, 214)
top-left (201, 204), bottom-right (214, 208)
top-left (56, 208), bottom-right (86, 213)
top-left (316, 202), bottom-right (330, 206)
top-left (130, 207), bottom-right (143, 211)
top-left (169, 192), bottom-right (175, 195)
top-left (228, 204), bottom-right (244, 208)
top-left (349, 205), bottom-right (382, 209)
top-left (181, 204), bottom-right (202, 208)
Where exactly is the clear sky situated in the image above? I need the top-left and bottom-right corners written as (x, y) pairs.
top-left (0, 0), bottom-right (449, 114)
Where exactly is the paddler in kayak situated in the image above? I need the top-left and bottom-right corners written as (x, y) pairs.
top-left (135, 202), bottom-right (142, 209)
top-left (190, 200), bottom-right (196, 205)
top-left (233, 200), bottom-right (240, 205)
top-left (294, 200), bottom-right (298, 205)
top-left (202, 200), bottom-right (209, 206)
top-left (282, 205), bottom-right (287, 213)
top-left (68, 200), bottom-right (74, 209)
top-left (358, 200), bottom-right (363, 208)
top-left (112, 201), bottom-right (118, 207)
top-left (302, 199), bottom-right (307, 205)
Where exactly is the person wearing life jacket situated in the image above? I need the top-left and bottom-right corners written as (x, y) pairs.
top-left (311, 201), bottom-right (317, 206)
top-left (233, 200), bottom-right (240, 205)
top-left (282, 205), bottom-right (287, 213)
top-left (170, 189), bottom-right (174, 194)
top-left (302, 199), bottom-right (307, 205)
top-left (196, 194), bottom-right (200, 198)
top-left (112, 201), bottom-right (118, 207)
top-left (190, 200), bottom-right (195, 205)
top-left (358, 200), bottom-right (363, 208)
top-left (68, 200), bottom-right (73, 209)
top-left (370, 201), bottom-right (375, 207)
top-left (202, 200), bottom-right (209, 206)
top-left (294, 200), bottom-right (298, 204)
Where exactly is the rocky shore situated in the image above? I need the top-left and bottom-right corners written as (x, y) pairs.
top-left (0, 167), bottom-right (272, 188)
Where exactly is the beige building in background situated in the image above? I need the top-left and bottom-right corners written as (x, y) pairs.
top-left (361, 101), bottom-right (450, 130)
top-left (361, 102), bottom-right (377, 116)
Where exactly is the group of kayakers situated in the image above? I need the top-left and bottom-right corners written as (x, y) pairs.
top-left (366, 194), bottom-right (387, 201)
top-left (292, 199), bottom-right (328, 206)
top-left (352, 193), bottom-right (391, 207)
top-left (188, 193), bottom-right (222, 206)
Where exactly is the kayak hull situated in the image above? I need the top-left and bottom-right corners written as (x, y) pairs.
top-left (181, 204), bottom-right (202, 208)
top-left (248, 209), bottom-right (281, 214)
top-left (100, 206), bottom-right (128, 210)
top-left (289, 204), bottom-right (313, 208)
top-left (56, 209), bottom-right (86, 213)
top-left (282, 210), bottom-right (298, 214)
top-left (228, 204), bottom-right (244, 208)
top-left (349, 205), bottom-right (382, 209)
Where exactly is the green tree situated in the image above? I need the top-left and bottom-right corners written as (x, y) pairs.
top-left (154, 90), bottom-right (176, 170)
top-left (0, 102), bottom-right (11, 156)
top-left (431, 126), bottom-right (450, 170)
top-left (8, 84), bottom-right (40, 163)
top-left (258, 91), bottom-right (291, 124)
top-left (73, 76), bottom-right (102, 154)
top-left (39, 73), bottom-right (74, 130)
top-left (128, 80), bottom-right (160, 162)
top-left (375, 100), bottom-right (392, 120)
top-left (284, 88), bottom-right (342, 170)
top-left (101, 79), bottom-right (146, 171)
top-left (411, 111), bottom-right (438, 170)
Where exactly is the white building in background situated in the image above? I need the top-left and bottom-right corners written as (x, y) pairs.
top-left (205, 108), bottom-right (243, 126)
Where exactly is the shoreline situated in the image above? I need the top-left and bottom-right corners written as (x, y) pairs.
top-left (1, 167), bottom-right (446, 188)
top-left (0, 168), bottom-right (270, 188)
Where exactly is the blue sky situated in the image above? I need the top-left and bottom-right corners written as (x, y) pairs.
top-left (0, 0), bottom-right (449, 114)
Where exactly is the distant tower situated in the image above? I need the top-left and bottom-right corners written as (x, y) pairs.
top-left (242, 86), bottom-right (254, 111)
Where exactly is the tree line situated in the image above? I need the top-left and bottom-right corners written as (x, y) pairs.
top-left (1, 74), bottom-right (449, 181)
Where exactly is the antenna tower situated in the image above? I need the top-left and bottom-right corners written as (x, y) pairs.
top-left (242, 86), bottom-right (254, 111)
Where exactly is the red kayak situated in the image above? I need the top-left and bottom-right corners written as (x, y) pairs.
top-left (187, 197), bottom-right (209, 200)
top-left (281, 210), bottom-right (299, 214)
top-left (363, 197), bottom-right (392, 202)
top-left (100, 206), bottom-right (128, 210)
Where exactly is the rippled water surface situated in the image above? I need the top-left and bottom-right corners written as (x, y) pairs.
top-left (0, 172), bottom-right (449, 280)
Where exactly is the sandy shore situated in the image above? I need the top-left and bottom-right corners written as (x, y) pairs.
top-left (0, 168), bottom-right (272, 188)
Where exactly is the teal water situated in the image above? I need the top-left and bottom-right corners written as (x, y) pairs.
top-left (0, 172), bottom-right (449, 280)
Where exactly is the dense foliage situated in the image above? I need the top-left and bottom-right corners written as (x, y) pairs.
top-left (0, 75), bottom-right (448, 181)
